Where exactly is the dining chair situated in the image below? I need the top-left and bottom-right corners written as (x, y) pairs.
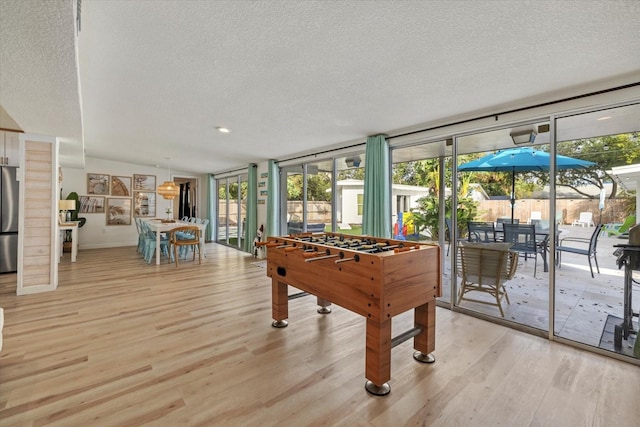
top-left (140, 221), bottom-right (172, 264)
top-left (456, 242), bottom-right (519, 317)
top-left (134, 217), bottom-right (145, 255)
top-left (467, 221), bottom-right (497, 243)
top-left (169, 226), bottom-right (201, 267)
top-left (556, 224), bottom-right (604, 278)
top-left (502, 223), bottom-right (546, 277)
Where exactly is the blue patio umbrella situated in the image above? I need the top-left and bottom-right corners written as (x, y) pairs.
top-left (458, 147), bottom-right (596, 221)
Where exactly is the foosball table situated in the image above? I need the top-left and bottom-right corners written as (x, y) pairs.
top-left (259, 232), bottom-right (441, 395)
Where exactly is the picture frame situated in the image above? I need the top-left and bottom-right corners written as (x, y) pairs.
top-left (133, 174), bottom-right (156, 191)
top-left (78, 195), bottom-right (105, 214)
top-left (106, 198), bottom-right (132, 226)
top-left (87, 173), bottom-right (110, 195)
top-left (111, 175), bottom-right (132, 197)
top-left (134, 191), bottom-right (156, 217)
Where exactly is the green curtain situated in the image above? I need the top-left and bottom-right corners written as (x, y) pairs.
top-left (243, 164), bottom-right (258, 252)
top-left (206, 174), bottom-right (215, 241)
top-left (362, 135), bottom-right (391, 238)
top-left (266, 160), bottom-right (279, 237)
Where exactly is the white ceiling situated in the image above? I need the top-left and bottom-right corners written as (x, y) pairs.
top-left (1, 1), bottom-right (640, 175)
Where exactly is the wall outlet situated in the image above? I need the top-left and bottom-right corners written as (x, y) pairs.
top-left (102, 228), bottom-right (107, 233)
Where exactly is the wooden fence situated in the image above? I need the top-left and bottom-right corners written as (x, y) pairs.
top-left (476, 199), bottom-right (629, 224)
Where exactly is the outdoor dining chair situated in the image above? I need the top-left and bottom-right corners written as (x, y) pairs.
top-left (502, 223), bottom-right (546, 277)
top-left (456, 242), bottom-right (519, 317)
top-left (467, 221), bottom-right (497, 243)
top-left (556, 224), bottom-right (604, 278)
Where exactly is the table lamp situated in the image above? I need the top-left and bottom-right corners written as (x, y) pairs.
top-left (59, 200), bottom-right (76, 223)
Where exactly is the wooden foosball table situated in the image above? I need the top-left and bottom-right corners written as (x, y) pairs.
top-left (260, 232), bottom-right (441, 395)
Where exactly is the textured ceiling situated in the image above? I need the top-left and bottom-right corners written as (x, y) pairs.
top-left (1, 1), bottom-right (640, 174)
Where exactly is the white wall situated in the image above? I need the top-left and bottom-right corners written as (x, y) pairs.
top-left (61, 157), bottom-right (207, 250)
top-left (341, 187), bottom-right (362, 224)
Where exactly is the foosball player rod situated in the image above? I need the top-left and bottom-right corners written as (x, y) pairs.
top-left (335, 254), bottom-right (360, 264)
top-left (255, 241), bottom-right (280, 248)
top-left (302, 249), bottom-right (330, 259)
top-left (304, 251), bottom-right (344, 262)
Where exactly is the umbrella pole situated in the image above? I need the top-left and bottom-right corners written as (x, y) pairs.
top-left (511, 169), bottom-right (516, 222)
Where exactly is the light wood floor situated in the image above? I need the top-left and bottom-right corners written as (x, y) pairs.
top-left (0, 243), bottom-right (638, 426)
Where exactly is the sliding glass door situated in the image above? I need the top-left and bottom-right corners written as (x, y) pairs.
top-left (216, 174), bottom-right (248, 250)
top-left (554, 102), bottom-right (639, 359)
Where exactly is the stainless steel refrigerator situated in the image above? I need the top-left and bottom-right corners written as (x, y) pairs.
top-left (1, 166), bottom-right (19, 273)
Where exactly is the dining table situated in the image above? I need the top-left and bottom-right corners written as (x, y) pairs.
top-left (494, 226), bottom-right (565, 273)
top-left (142, 219), bottom-right (206, 265)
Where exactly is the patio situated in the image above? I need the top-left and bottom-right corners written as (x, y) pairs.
top-left (438, 224), bottom-right (639, 357)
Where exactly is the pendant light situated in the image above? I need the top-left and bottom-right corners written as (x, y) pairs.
top-left (157, 157), bottom-right (179, 200)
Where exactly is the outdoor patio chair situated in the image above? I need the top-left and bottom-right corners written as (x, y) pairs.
top-left (456, 242), bottom-right (519, 317)
top-left (604, 215), bottom-right (636, 237)
top-left (467, 221), bottom-right (496, 243)
top-left (571, 212), bottom-right (595, 227)
top-left (556, 224), bottom-right (604, 278)
top-left (495, 217), bottom-right (519, 232)
top-left (502, 223), bottom-right (546, 277)
top-left (527, 211), bottom-right (542, 224)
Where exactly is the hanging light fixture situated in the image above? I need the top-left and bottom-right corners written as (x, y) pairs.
top-left (157, 157), bottom-right (179, 200)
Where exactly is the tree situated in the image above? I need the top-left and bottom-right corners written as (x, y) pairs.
top-left (527, 133), bottom-right (640, 198)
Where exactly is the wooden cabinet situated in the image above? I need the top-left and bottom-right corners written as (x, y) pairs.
top-left (1, 130), bottom-right (21, 166)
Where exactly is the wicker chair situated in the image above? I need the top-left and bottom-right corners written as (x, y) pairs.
top-left (169, 226), bottom-right (201, 267)
top-left (456, 242), bottom-right (519, 317)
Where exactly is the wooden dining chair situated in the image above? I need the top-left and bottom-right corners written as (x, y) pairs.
top-left (169, 226), bottom-right (201, 267)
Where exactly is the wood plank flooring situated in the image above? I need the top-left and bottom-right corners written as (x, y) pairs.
top-left (0, 243), bottom-right (638, 426)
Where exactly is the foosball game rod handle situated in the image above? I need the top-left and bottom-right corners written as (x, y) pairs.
top-left (255, 241), bottom-right (280, 248)
top-left (393, 245), bottom-right (420, 253)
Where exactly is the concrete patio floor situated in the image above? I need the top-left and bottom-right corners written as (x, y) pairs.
top-left (438, 224), bottom-right (639, 357)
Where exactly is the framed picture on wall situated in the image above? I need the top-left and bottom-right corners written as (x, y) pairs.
top-left (133, 174), bottom-right (156, 191)
top-left (106, 198), bottom-right (132, 226)
top-left (78, 195), bottom-right (105, 213)
top-left (111, 176), bottom-right (132, 197)
top-left (134, 191), bottom-right (156, 217)
top-left (87, 173), bottom-right (110, 195)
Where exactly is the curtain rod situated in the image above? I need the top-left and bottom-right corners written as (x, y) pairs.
top-left (211, 164), bottom-right (255, 177)
top-left (278, 142), bottom-right (366, 164)
top-left (386, 82), bottom-right (640, 141)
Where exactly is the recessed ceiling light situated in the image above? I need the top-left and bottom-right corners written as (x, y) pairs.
top-left (216, 127), bottom-right (231, 133)
top-left (597, 116), bottom-right (612, 121)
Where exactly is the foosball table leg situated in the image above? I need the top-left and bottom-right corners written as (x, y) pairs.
top-left (364, 317), bottom-right (392, 396)
top-left (316, 297), bottom-right (332, 314)
top-left (412, 300), bottom-right (436, 364)
top-left (272, 279), bottom-right (289, 328)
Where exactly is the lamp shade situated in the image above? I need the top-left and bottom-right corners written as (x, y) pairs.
top-left (58, 200), bottom-right (76, 211)
top-left (157, 181), bottom-right (179, 199)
